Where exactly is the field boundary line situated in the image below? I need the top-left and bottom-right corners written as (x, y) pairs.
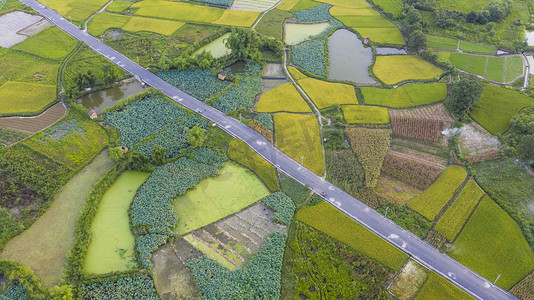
top-left (430, 175), bottom-right (470, 229)
top-left (450, 193), bottom-right (486, 245)
top-left (251, 0), bottom-right (284, 30)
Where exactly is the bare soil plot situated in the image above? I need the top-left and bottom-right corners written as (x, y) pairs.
top-left (458, 124), bottom-right (500, 164)
top-left (0, 11), bottom-right (43, 48)
top-left (263, 63), bottom-right (284, 78)
top-left (389, 260), bottom-right (430, 299)
top-left (0, 102), bottom-right (66, 135)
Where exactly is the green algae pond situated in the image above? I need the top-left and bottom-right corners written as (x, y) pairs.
top-left (193, 32), bottom-right (231, 59)
top-left (284, 22), bottom-right (331, 45)
top-left (84, 170), bottom-right (150, 274)
top-left (173, 162), bottom-right (269, 235)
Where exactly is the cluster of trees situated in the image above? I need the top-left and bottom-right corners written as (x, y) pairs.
top-left (158, 50), bottom-right (215, 72)
top-left (466, 0), bottom-right (512, 25)
top-left (503, 107), bottom-right (534, 161)
top-left (445, 75), bottom-right (483, 120)
top-left (66, 65), bottom-right (121, 99)
top-left (404, 0), bottom-right (435, 12)
top-left (402, 7), bottom-right (427, 52)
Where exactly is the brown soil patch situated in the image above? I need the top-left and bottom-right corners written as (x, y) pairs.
top-left (0, 102), bottom-right (66, 134)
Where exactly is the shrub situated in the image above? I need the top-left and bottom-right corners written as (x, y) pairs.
top-left (291, 39), bottom-right (326, 76)
top-left (261, 192), bottom-right (295, 225)
top-left (255, 113), bottom-right (273, 131)
top-left (345, 128), bottom-right (391, 188)
top-left (213, 77), bottom-right (262, 113)
top-left (136, 234), bottom-right (167, 270)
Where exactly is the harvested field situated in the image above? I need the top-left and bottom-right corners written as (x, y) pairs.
top-left (389, 104), bottom-right (454, 142)
top-left (510, 273), bottom-right (534, 300)
top-left (458, 124), bottom-right (500, 164)
top-left (390, 143), bottom-right (448, 165)
top-left (389, 260), bottom-right (430, 299)
top-left (0, 102), bottom-right (66, 134)
top-left (381, 151), bottom-right (444, 190)
top-left (374, 176), bottom-right (422, 205)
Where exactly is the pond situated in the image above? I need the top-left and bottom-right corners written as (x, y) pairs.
top-left (525, 31), bottom-right (534, 46)
top-left (193, 32), bottom-right (231, 59)
top-left (84, 170), bottom-right (150, 274)
top-left (285, 22), bottom-right (331, 45)
top-left (78, 80), bottom-right (145, 114)
top-left (376, 47), bottom-right (407, 55)
top-left (328, 29), bottom-right (375, 84)
top-left (173, 162), bottom-right (269, 235)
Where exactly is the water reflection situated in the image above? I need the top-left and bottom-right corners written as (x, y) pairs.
top-left (79, 80), bottom-right (145, 114)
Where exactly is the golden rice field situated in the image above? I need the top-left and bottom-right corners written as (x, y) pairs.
top-left (341, 105), bottom-right (390, 124)
top-left (373, 55), bottom-right (443, 85)
top-left (0, 81), bottom-right (56, 116)
top-left (254, 83), bottom-right (311, 113)
top-left (298, 78), bottom-right (358, 109)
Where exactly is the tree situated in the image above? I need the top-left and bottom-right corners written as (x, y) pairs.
top-left (466, 11), bottom-right (479, 23)
top-left (408, 30), bottom-right (427, 52)
top-left (158, 55), bottom-right (170, 71)
top-left (488, 0), bottom-right (512, 22)
top-left (517, 135), bottom-right (534, 160)
top-left (103, 65), bottom-right (120, 84)
top-left (187, 125), bottom-right (207, 148)
top-left (445, 75), bottom-right (483, 120)
top-left (109, 147), bottom-right (124, 162)
top-left (406, 7), bottom-right (421, 25)
top-left (225, 28), bottom-right (261, 61)
top-left (152, 145), bottom-right (166, 166)
top-left (510, 106), bottom-right (534, 135)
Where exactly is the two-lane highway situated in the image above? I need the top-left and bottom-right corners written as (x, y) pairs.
top-left (17, 0), bottom-right (517, 298)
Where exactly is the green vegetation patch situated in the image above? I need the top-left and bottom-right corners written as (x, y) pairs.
top-left (341, 105), bottom-right (389, 124)
top-left (466, 55), bottom-right (486, 77)
top-left (291, 38), bottom-right (327, 77)
top-left (24, 107), bottom-right (108, 170)
top-left (106, 0), bottom-right (132, 12)
top-left (255, 82), bottom-right (311, 113)
top-left (459, 41), bottom-right (495, 54)
top-left (297, 202), bottom-right (408, 270)
top-left (505, 55), bottom-right (523, 83)
top-left (449, 197), bottom-right (534, 290)
top-left (87, 12), bottom-right (131, 36)
top-left (0, 127), bottom-right (28, 146)
top-left (131, 0), bottom-right (224, 23)
top-left (299, 78), bottom-right (358, 109)
top-left (427, 34), bottom-right (457, 50)
top-left (0, 48), bottom-right (59, 86)
top-left (12, 26), bottom-right (77, 60)
top-left (485, 56), bottom-right (504, 82)
top-left (0, 81), bottom-right (56, 117)
top-left (256, 9), bottom-right (293, 40)
top-left (353, 27), bottom-right (406, 45)
top-left (159, 69), bottom-right (230, 101)
top-left (361, 83), bottom-right (447, 108)
top-left (415, 272), bottom-right (473, 300)
top-left (85, 171), bottom-right (149, 275)
top-left (434, 180), bottom-right (485, 241)
top-left (274, 113), bottom-right (324, 175)
top-left (228, 138), bottom-right (280, 192)
top-left (262, 192), bottom-right (295, 225)
top-left (449, 52), bottom-right (470, 70)
top-left (474, 159), bottom-right (534, 248)
top-left (408, 166), bottom-right (467, 221)
top-left (470, 84), bottom-right (534, 134)
top-left (291, 0), bottom-right (322, 11)
top-left (174, 162), bottom-right (269, 235)
top-left (213, 77), bottom-right (262, 113)
top-left (80, 274), bottom-right (159, 299)
top-left (336, 15), bottom-right (396, 28)
top-left (371, 0), bottom-right (403, 15)
top-left (373, 55), bottom-right (442, 85)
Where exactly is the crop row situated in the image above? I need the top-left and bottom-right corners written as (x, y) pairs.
top-left (381, 152), bottom-right (444, 190)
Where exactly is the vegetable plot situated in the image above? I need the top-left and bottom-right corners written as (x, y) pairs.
top-left (214, 77), bottom-right (262, 113)
top-left (291, 39), bottom-right (327, 76)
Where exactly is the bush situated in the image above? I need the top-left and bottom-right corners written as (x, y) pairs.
top-left (291, 39), bottom-right (326, 77)
top-left (261, 192), bottom-right (295, 225)
top-left (254, 113), bottom-right (273, 131)
top-left (376, 205), bottom-right (431, 239)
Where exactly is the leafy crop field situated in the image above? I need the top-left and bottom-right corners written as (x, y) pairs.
top-left (345, 128), bottom-right (391, 187)
top-left (228, 138), bottom-right (279, 191)
top-left (291, 38), bottom-right (327, 76)
top-left (159, 69), bottom-right (229, 101)
top-left (80, 275), bottom-right (159, 299)
top-left (470, 84), bottom-right (534, 134)
top-left (294, 3), bottom-right (332, 22)
top-left (415, 272), bottom-right (473, 300)
top-left (341, 105), bottom-right (389, 124)
top-left (274, 113), bottom-right (324, 175)
top-left (361, 83), bottom-right (447, 108)
top-left (214, 77), bottom-right (262, 113)
top-left (504, 55), bottom-right (524, 83)
top-left (173, 162), bottom-right (269, 235)
top-left (254, 82), bottom-right (311, 113)
top-left (459, 41), bottom-right (495, 54)
top-left (0, 81), bottom-right (56, 117)
top-left (434, 180), bottom-right (485, 241)
top-left (408, 166), bottom-right (467, 221)
top-left (85, 171), bottom-right (149, 274)
top-left (373, 56), bottom-right (442, 85)
top-left (449, 197), bottom-right (534, 290)
top-left (299, 78), bottom-right (358, 109)
top-left (12, 27), bottom-right (77, 60)
top-left (212, 10), bottom-right (261, 27)
top-left (297, 202), bottom-right (408, 271)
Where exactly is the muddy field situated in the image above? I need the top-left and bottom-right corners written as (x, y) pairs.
top-left (0, 11), bottom-right (46, 48)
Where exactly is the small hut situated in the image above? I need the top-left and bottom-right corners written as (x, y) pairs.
top-left (217, 71), bottom-right (227, 81)
top-left (363, 37), bottom-right (370, 45)
top-left (120, 146), bottom-right (129, 154)
top-left (88, 110), bottom-right (97, 119)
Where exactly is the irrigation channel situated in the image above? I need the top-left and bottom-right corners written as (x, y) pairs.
top-left (19, 0), bottom-right (518, 298)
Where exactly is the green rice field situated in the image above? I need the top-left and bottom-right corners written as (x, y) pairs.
top-left (105, 0), bottom-right (131, 12)
top-left (449, 197), bottom-right (534, 290)
top-left (341, 105), bottom-right (390, 124)
top-left (173, 162), bottom-right (269, 235)
top-left (12, 27), bottom-right (77, 60)
top-left (408, 166), bottom-right (467, 221)
top-left (504, 56), bottom-right (524, 83)
top-left (484, 57), bottom-right (504, 82)
top-left (470, 84), bottom-right (534, 134)
top-left (373, 55), bottom-right (442, 85)
top-left (0, 81), bottom-right (56, 116)
top-left (193, 33), bottom-right (231, 59)
top-left (458, 41), bottom-right (495, 54)
top-left (466, 55), bottom-right (486, 77)
top-left (426, 35), bottom-right (457, 50)
top-left (361, 83), bottom-right (447, 108)
top-left (85, 171), bottom-right (150, 274)
top-left (88, 13), bottom-right (130, 36)
top-left (415, 272), bottom-right (473, 300)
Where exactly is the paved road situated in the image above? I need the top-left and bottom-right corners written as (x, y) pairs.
top-left (17, 0), bottom-right (517, 298)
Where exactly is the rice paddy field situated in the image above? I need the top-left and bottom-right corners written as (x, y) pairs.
top-left (433, 180), bottom-right (485, 241)
top-left (254, 82), bottom-right (312, 113)
top-left (427, 35), bottom-right (457, 50)
top-left (415, 272), bottom-right (473, 300)
top-left (88, 13), bottom-right (130, 36)
top-left (373, 55), bottom-right (443, 85)
top-left (11, 26), bottom-right (77, 60)
top-left (277, 0), bottom-right (300, 10)
top-left (173, 162), bottom-right (270, 235)
top-left (341, 105), bottom-right (390, 124)
top-left (407, 166), bottom-right (467, 221)
top-left (504, 55), bottom-right (524, 83)
top-left (193, 33), bottom-right (231, 59)
top-left (230, 0), bottom-right (280, 11)
top-left (449, 197), bottom-right (534, 290)
top-left (85, 171), bottom-right (150, 275)
top-left (370, 0), bottom-right (403, 16)
top-left (297, 201), bottom-right (408, 271)
top-left (274, 113), bottom-right (324, 175)
top-left (458, 41), bottom-right (495, 54)
top-left (212, 10), bottom-right (260, 27)
top-left (284, 22), bottom-right (331, 45)
top-left (131, 0), bottom-right (223, 23)
top-left (0, 48), bottom-right (59, 86)
top-left (466, 55), bottom-right (486, 77)
top-left (361, 83), bottom-right (447, 108)
top-left (105, 0), bottom-right (132, 13)
top-left (36, 0), bottom-right (108, 21)
top-left (0, 81), bottom-right (56, 116)
top-left (299, 78), bottom-right (358, 108)
top-left (470, 84), bottom-right (534, 134)
top-left (122, 17), bottom-right (185, 36)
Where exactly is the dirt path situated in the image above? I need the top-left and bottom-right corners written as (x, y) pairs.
top-left (83, 0), bottom-right (113, 31)
top-left (0, 149), bottom-right (114, 287)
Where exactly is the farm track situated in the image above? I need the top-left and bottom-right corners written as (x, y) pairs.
top-left (20, 1), bottom-right (518, 298)
top-left (0, 102), bottom-right (66, 133)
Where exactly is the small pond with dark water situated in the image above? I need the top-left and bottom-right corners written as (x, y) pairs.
top-left (78, 80), bottom-right (145, 114)
top-left (327, 29), bottom-right (375, 84)
top-left (376, 47), bottom-right (407, 55)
